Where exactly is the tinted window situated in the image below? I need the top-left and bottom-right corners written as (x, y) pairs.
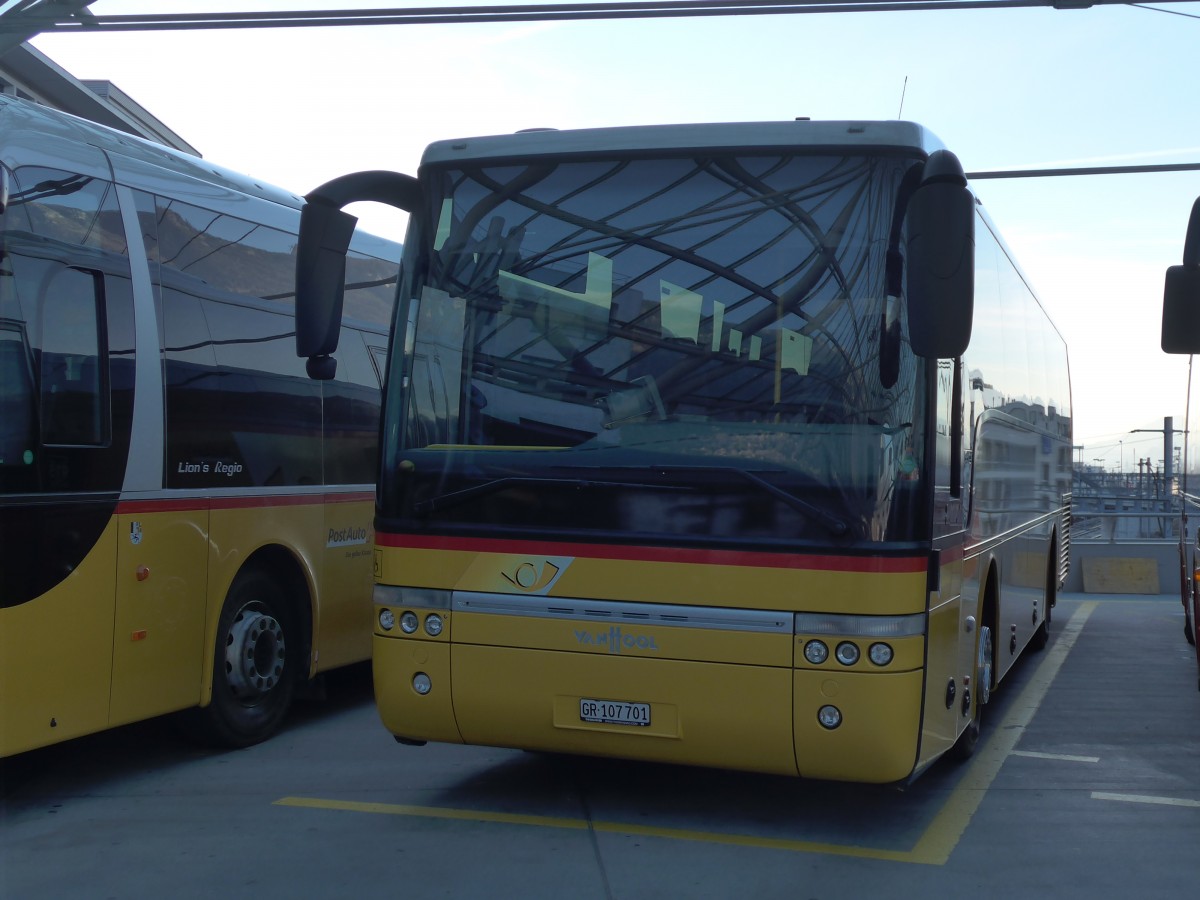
top-left (140, 191), bottom-right (391, 489)
top-left (152, 197), bottom-right (295, 302)
top-left (344, 248), bottom-right (399, 327)
top-left (40, 268), bottom-right (106, 446)
top-left (6, 166), bottom-right (127, 255)
top-left (1, 166), bottom-right (134, 494)
top-left (0, 323), bottom-right (35, 477)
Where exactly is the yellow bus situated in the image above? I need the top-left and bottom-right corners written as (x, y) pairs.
top-left (1162, 195), bottom-right (1200, 681)
top-left (0, 95), bottom-right (397, 757)
top-left (295, 121), bottom-right (1072, 783)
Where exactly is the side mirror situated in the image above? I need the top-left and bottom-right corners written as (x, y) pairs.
top-left (295, 200), bottom-right (357, 364)
top-left (295, 170), bottom-right (421, 379)
top-left (1162, 196), bottom-right (1200, 354)
top-left (905, 150), bottom-right (975, 359)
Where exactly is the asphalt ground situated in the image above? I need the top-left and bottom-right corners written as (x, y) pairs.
top-left (2, 592), bottom-right (1198, 899)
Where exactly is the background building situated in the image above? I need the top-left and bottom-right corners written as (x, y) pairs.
top-left (0, 40), bottom-right (197, 154)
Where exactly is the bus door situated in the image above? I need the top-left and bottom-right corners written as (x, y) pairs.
top-left (0, 164), bottom-right (136, 751)
top-left (109, 505), bottom-right (209, 726)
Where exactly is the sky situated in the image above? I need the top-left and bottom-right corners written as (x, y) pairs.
top-left (19, 0), bottom-right (1200, 472)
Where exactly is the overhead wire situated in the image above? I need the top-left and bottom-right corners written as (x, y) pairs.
top-left (4, 0), bottom-right (1200, 32)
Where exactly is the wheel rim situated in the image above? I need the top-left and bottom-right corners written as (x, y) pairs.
top-left (224, 604), bottom-right (286, 703)
top-left (977, 625), bottom-right (993, 706)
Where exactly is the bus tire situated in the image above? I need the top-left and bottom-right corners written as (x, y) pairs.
top-left (188, 567), bottom-right (298, 748)
top-left (1185, 597), bottom-right (1196, 647)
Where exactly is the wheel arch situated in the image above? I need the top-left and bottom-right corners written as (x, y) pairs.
top-left (1047, 529), bottom-right (1060, 606)
top-left (199, 543), bottom-right (316, 706)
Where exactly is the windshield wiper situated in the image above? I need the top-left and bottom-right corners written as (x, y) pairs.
top-left (412, 475), bottom-right (690, 516)
top-left (411, 465), bottom-right (848, 536)
top-left (736, 469), bottom-right (848, 536)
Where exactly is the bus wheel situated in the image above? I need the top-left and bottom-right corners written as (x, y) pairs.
top-left (953, 624), bottom-right (993, 760)
top-left (190, 568), bottom-right (297, 747)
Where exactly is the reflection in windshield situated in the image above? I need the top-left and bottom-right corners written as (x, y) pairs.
top-left (387, 152), bottom-right (928, 544)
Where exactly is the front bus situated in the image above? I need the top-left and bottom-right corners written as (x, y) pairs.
top-left (297, 121), bottom-right (1071, 783)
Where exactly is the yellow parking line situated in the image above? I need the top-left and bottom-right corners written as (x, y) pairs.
top-left (910, 601), bottom-right (1096, 865)
top-left (277, 602), bottom-right (1097, 866)
top-left (274, 796), bottom-right (591, 831)
top-left (274, 795), bottom-right (915, 861)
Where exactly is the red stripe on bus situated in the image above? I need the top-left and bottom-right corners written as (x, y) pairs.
top-left (115, 491), bottom-right (372, 515)
top-left (376, 532), bottom-right (927, 574)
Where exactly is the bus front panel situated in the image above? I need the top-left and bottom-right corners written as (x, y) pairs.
top-left (373, 539), bottom-right (930, 780)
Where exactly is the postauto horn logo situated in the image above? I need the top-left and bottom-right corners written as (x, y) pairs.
top-left (500, 558), bottom-right (570, 594)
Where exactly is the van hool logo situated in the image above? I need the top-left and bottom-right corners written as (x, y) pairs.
top-left (500, 558), bottom-right (570, 594)
top-left (574, 626), bottom-right (659, 654)
top-left (327, 526), bottom-right (369, 548)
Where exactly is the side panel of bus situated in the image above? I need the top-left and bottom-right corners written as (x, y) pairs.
top-left (1, 104), bottom-right (392, 756)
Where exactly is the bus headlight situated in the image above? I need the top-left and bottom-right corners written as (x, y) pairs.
top-left (868, 642), bottom-right (894, 666)
top-left (378, 608), bottom-right (395, 631)
top-left (424, 614), bottom-right (444, 636)
top-left (818, 705), bottom-right (842, 729)
top-left (413, 673), bottom-right (432, 695)
top-left (835, 641), bottom-right (860, 666)
top-left (803, 640), bottom-right (829, 664)
top-left (400, 611), bottom-right (419, 634)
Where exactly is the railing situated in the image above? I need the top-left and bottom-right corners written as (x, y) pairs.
top-left (1066, 490), bottom-right (1191, 594)
top-left (1071, 488), bottom-right (1200, 543)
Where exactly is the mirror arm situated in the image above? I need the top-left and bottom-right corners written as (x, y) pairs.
top-left (295, 170), bottom-right (421, 378)
top-left (1184, 195), bottom-right (1200, 267)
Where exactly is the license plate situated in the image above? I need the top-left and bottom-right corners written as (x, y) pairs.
top-left (579, 698), bottom-right (651, 727)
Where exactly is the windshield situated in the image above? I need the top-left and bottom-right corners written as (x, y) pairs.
top-left (382, 151), bottom-right (929, 546)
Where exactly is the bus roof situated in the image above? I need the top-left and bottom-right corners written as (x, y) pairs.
top-left (0, 93), bottom-right (304, 211)
top-left (421, 120), bottom-right (945, 168)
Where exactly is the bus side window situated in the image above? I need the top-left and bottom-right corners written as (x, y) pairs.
top-left (39, 268), bottom-right (107, 447)
top-left (0, 323), bottom-right (36, 470)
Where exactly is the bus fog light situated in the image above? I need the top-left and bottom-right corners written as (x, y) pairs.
top-left (400, 611), bottom-right (419, 634)
top-left (412, 672), bottom-right (432, 695)
top-left (424, 613), bottom-right (444, 636)
top-left (804, 640), bottom-right (829, 664)
top-left (835, 641), bottom-right (860, 666)
top-left (818, 705), bottom-right (842, 729)
top-left (378, 608), bottom-right (395, 631)
top-left (868, 642), bottom-right (893, 666)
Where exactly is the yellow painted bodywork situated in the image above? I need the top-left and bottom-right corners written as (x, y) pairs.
top-left (109, 509), bottom-right (210, 728)
top-left (1, 494), bottom-right (375, 758)
top-left (377, 545), bottom-right (929, 614)
top-left (793, 668), bottom-right (924, 782)
top-left (372, 542), bottom-right (981, 783)
top-left (1, 520), bottom-right (120, 754)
